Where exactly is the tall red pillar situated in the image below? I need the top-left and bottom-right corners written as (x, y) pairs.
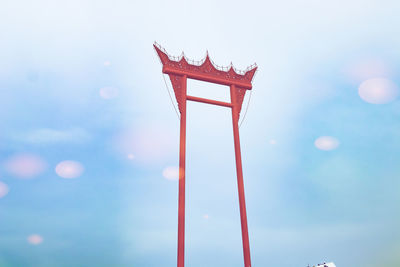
top-left (231, 84), bottom-right (251, 267)
top-left (177, 75), bottom-right (187, 267)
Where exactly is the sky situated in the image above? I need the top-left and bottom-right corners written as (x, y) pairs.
top-left (1, 0), bottom-right (400, 266)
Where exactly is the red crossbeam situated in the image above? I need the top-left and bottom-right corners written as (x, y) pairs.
top-left (163, 66), bottom-right (253, 90)
top-left (186, 95), bottom-right (233, 108)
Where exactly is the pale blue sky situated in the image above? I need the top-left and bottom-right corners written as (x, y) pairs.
top-left (0, 0), bottom-right (400, 266)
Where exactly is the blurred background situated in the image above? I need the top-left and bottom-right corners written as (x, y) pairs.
top-left (1, 0), bottom-right (400, 266)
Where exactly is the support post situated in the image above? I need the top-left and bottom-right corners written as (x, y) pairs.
top-left (230, 84), bottom-right (251, 267)
top-left (177, 75), bottom-right (187, 267)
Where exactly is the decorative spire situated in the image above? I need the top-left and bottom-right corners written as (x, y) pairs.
top-left (154, 42), bottom-right (257, 86)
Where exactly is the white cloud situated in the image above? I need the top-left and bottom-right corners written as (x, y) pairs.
top-left (14, 128), bottom-right (91, 144)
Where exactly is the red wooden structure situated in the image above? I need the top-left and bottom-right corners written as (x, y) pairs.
top-left (154, 42), bottom-right (257, 267)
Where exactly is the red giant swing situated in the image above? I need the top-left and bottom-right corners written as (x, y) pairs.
top-left (154, 42), bottom-right (257, 267)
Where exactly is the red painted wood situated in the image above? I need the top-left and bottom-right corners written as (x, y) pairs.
top-left (154, 43), bottom-right (257, 92)
top-left (177, 75), bottom-right (187, 267)
top-left (186, 95), bottom-right (233, 108)
top-left (231, 84), bottom-right (252, 267)
top-left (163, 66), bottom-right (253, 90)
top-left (155, 43), bottom-right (256, 267)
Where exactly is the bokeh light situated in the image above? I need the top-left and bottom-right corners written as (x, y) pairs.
top-left (346, 58), bottom-right (392, 82)
top-left (4, 153), bottom-right (47, 179)
top-left (27, 234), bottom-right (43, 245)
top-left (127, 153), bottom-right (135, 160)
top-left (0, 182), bottom-right (9, 198)
top-left (162, 166), bottom-right (179, 181)
top-left (99, 86), bottom-right (119, 99)
top-left (314, 136), bottom-right (340, 151)
top-left (203, 214), bottom-right (209, 219)
top-left (55, 160), bottom-right (84, 179)
top-left (269, 139), bottom-right (277, 145)
top-left (113, 126), bottom-right (175, 164)
top-left (103, 60), bottom-right (111, 66)
top-left (358, 78), bottom-right (399, 104)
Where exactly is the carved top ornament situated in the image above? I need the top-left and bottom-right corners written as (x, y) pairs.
top-left (154, 42), bottom-right (257, 89)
